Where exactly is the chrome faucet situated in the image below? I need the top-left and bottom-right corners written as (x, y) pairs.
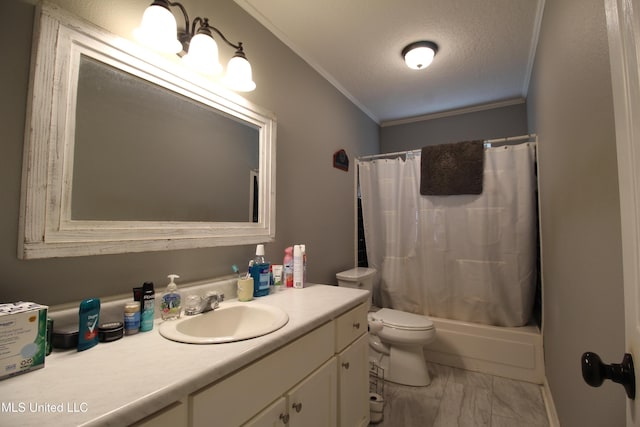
top-left (184, 291), bottom-right (225, 316)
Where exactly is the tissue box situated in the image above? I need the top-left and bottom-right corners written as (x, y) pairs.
top-left (0, 302), bottom-right (48, 381)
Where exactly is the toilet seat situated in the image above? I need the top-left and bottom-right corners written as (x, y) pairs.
top-left (370, 308), bottom-right (434, 331)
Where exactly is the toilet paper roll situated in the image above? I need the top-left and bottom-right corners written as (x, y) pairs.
top-left (370, 410), bottom-right (384, 423)
top-left (369, 392), bottom-right (385, 413)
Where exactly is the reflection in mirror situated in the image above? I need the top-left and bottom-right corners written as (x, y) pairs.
top-left (73, 55), bottom-right (259, 222)
top-left (18, 4), bottom-right (275, 259)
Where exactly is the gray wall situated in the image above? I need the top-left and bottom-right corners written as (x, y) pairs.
top-left (527, 0), bottom-right (626, 425)
top-left (0, 0), bottom-right (378, 305)
top-left (380, 102), bottom-right (528, 152)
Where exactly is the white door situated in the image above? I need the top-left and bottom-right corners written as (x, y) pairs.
top-left (605, 0), bottom-right (640, 423)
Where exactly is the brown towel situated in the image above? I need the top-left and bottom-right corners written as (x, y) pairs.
top-left (420, 140), bottom-right (484, 195)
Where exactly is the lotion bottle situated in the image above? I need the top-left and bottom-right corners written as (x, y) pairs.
top-left (160, 274), bottom-right (182, 320)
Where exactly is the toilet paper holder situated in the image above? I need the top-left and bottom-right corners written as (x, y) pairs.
top-left (369, 361), bottom-right (385, 424)
top-left (369, 360), bottom-right (385, 396)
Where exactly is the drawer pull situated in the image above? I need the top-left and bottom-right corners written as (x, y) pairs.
top-left (353, 322), bottom-right (360, 329)
top-left (342, 362), bottom-right (350, 370)
top-left (292, 402), bottom-right (303, 413)
top-left (279, 413), bottom-right (289, 424)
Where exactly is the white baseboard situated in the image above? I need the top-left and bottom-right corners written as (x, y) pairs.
top-left (541, 379), bottom-right (561, 427)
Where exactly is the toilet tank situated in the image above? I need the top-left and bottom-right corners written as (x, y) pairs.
top-left (336, 267), bottom-right (376, 292)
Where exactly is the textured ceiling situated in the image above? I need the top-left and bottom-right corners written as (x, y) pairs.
top-left (235, 0), bottom-right (544, 124)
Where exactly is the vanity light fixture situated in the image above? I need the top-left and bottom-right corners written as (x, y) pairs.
top-left (402, 41), bottom-right (438, 70)
top-left (135, 0), bottom-right (256, 92)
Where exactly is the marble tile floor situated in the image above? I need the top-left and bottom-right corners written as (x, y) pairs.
top-left (370, 363), bottom-right (549, 427)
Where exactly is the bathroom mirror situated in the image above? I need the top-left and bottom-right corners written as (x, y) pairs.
top-left (18, 3), bottom-right (276, 259)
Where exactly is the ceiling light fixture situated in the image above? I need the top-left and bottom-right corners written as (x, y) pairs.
top-left (134, 0), bottom-right (256, 92)
top-left (402, 41), bottom-right (438, 70)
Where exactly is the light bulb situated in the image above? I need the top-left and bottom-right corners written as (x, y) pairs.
top-left (223, 55), bottom-right (256, 92)
top-left (183, 33), bottom-right (223, 75)
top-left (134, 4), bottom-right (182, 54)
top-left (404, 46), bottom-right (435, 70)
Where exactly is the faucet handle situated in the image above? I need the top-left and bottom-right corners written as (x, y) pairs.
top-left (184, 294), bottom-right (203, 315)
top-left (205, 290), bottom-right (224, 302)
top-left (204, 291), bottom-right (225, 312)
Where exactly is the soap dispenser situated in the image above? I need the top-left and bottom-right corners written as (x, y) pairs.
top-left (160, 274), bottom-right (182, 320)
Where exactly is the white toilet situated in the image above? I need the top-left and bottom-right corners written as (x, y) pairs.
top-left (336, 268), bottom-right (436, 387)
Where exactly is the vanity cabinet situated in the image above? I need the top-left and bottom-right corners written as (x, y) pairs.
top-left (185, 302), bottom-right (368, 427)
top-left (2, 286), bottom-right (370, 427)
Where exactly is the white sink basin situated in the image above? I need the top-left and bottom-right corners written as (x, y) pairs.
top-left (159, 301), bottom-right (289, 344)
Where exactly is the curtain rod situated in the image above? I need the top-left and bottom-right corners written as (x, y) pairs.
top-left (356, 133), bottom-right (537, 162)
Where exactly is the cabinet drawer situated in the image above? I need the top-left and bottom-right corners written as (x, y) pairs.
top-left (191, 321), bottom-right (335, 427)
top-left (335, 303), bottom-right (368, 352)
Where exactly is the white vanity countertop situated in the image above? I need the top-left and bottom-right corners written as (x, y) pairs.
top-left (0, 284), bottom-right (369, 427)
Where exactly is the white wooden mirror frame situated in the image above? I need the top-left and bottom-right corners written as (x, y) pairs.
top-left (18, 3), bottom-right (276, 259)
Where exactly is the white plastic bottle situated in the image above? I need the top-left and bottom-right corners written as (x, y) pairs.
top-left (301, 244), bottom-right (307, 284)
top-left (293, 245), bottom-right (304, 288)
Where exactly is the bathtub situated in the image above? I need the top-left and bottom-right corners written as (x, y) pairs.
top-left (423, 316), bottom-right (544, 384)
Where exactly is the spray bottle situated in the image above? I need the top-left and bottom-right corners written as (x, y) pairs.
top-left (283, 246), bottom-right (294, 288)
top-left (140, 282), bottom-right (155, 332)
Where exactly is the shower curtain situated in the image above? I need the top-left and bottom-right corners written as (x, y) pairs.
top-left (358, 143), bottom-right (537, 327)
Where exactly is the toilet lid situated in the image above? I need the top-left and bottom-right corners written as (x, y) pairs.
top-left (336, 267), bottom-right (376, 281)
top-left (370, 308), bottom-right (434, 331)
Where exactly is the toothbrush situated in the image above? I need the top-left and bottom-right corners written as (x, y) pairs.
top-left (232, 264), bottom-right (241, 278)
top-left (245, 260), bottom-right (254, 279)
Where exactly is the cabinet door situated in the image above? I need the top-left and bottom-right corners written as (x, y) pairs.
top-left (243, 397), bottom-right (288, 427)
top-left (288, 358), bottom-right (337, 427)
top-left (338, 333), bottom-right (370, 427)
